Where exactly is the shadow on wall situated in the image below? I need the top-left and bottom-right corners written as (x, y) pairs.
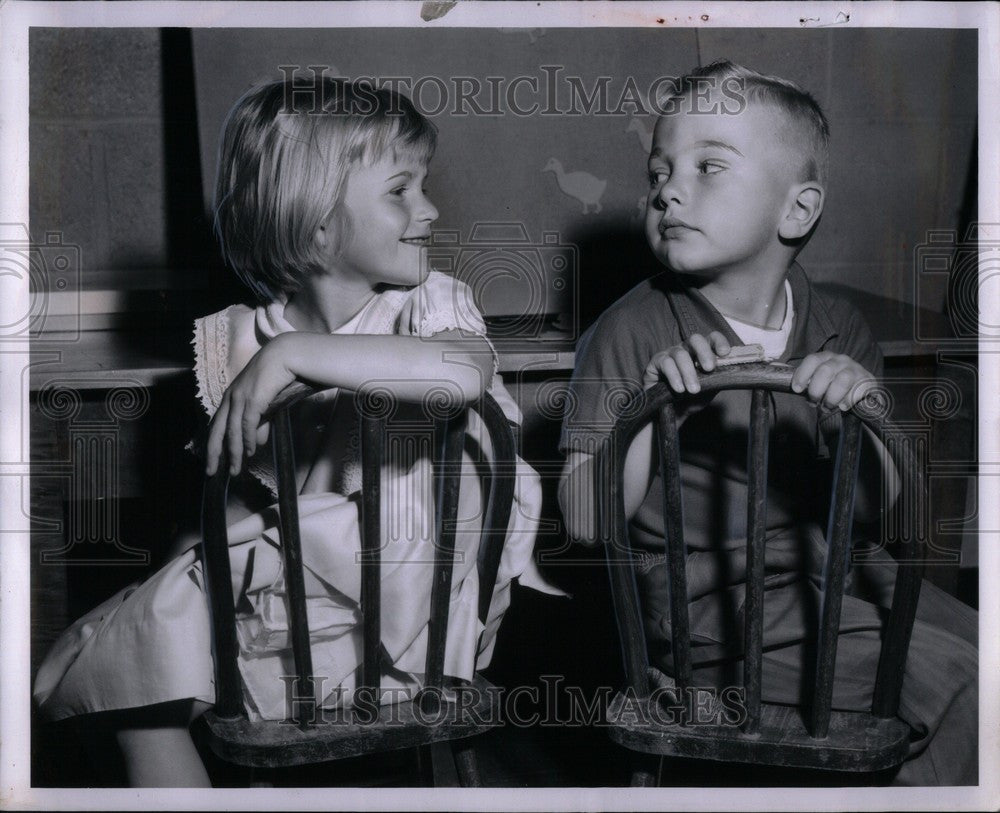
top-left (567, 225), bottom-right (662, 335)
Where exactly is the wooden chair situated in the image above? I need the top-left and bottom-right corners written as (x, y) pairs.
top-left (598, 363), bottom-right (924, 785)
top-left (199, 386), bottom-right (518, 786)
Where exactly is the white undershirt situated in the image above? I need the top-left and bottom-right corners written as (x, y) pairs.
top-left (720, 279), bottom-right (794, 361)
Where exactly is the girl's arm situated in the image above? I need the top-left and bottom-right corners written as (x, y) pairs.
top-left (206, 330), bottom-right (494, 476)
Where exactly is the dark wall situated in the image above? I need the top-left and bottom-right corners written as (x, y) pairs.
top-left (30, 27), bottom-right (977, 326)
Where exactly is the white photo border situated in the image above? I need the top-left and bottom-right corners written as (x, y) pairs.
top-left (1, 2), bottom-right (997, 810)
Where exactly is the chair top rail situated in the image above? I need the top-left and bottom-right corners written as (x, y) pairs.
top-left (610, 364), bottom-right (902, 464)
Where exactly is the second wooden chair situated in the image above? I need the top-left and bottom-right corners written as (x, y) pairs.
top-left (598, 364), bottom-right (924, 785)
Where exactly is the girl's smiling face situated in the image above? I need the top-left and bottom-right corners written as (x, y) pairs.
top-left (322, 151), bottom-right (439, 290)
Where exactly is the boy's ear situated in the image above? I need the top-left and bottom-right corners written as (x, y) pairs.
top-left (314, 224), bottom-right (330, 249)
top-left (779, 182), bottom-right (824, 240)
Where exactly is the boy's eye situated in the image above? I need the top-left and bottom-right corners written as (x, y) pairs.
top-left (648, 169), bottom-right (669, 187)
top-left (697, 160), bottom-right (725, 175)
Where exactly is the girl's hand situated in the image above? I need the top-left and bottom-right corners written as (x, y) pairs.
top-left (643, 331), bottom-right (732, 392)
top-left (792, 351), bottom-right (875, 411)
top-left (205, 336), bottom-right (296, 476)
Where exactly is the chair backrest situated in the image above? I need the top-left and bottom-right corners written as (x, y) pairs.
top-left (599, 364), bottom-right (925, 738)
top-left (201, 387), bottom-right (517, 725)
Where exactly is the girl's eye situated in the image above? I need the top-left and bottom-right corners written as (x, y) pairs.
top-left (698, 161), bottom-right (725, 175)
top-left (390, 185), bottom-right (408, 197)
top-left (648, 169), bottom-right (668, 188)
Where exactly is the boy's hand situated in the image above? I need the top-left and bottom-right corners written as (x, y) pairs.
top-left (206, 335), bottom-right (297, 477)
top-left (643, 331), bottom-right (732, 393)
top-left (792, 351), bottom-right (875, 412)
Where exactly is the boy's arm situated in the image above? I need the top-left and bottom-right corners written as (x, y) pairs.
top-left (855, 424), bottom-right (901, 521)
top-left (792, 310), bottom-right (899, 521)
top-left (559, 330), bottom-right (733, 544)
top-left (559, 424), bottom-right (656, 545)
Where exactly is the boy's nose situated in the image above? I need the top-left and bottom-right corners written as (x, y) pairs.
top-left (655, 177), bottom-right (683, 208)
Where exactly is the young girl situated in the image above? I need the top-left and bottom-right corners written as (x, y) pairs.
top-left (33, 79), bottom-right (552, 787)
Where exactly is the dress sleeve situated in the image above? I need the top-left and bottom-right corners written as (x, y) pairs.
top-left (191, 304), bottom-right (263, 420)
top-left (192, 307), bottom-right (231, 419)
top-left (397, 272), bottom-right (500, 376)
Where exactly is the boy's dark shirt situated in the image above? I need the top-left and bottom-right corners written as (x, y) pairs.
top-left (560, 263), bottom-right (883, 605)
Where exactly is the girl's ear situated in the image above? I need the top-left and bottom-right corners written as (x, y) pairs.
top-left (314, 223), bottom-right (331, 250)
top-left (779, 182), bottom-right (824, 240)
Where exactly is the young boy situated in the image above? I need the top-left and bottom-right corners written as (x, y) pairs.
top-left (558, 62), bottom-right (977, 785)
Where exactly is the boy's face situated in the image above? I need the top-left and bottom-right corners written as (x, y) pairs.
top-left (644, 100), bottom-right (803, 280)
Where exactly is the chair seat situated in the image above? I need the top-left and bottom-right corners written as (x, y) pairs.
top-left (204, 674), bottom-right (501, 768)
top-left (605, 691), bottom-right (911, 772)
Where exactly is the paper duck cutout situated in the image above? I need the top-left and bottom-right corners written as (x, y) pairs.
top-left (543, 158), bottom-right (607, 215)
top-left (634, 194), bottom-right (648, 222)
top-left (626, 116), bottom-right (654, 154)
top-left (498, 27), bottom-right (547, 44)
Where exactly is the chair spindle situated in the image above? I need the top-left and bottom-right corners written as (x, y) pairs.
top-left (273, 406), bottom-right (315, 727)
top-left (359, 411), bottom-right (386, 701)
top-left (811, 411), bottom-right (863, 738)
top-left (422, 410), bottom-right (467, 711)
top-left (603, 435), bottom-right (650, 696)
top-left (871, 428), bottom-right (926, 717)
top-left (475, 396), bottom-right (517, 625)
top-left (743, 388), bottom-right (770, 734)
top-left (202, 469), bottom-right (243, 719)
top-left (658, 401), bottom-right (692, 688)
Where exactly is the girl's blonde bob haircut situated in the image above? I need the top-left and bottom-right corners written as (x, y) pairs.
top-left (214, 78), bottom-right (437, 301)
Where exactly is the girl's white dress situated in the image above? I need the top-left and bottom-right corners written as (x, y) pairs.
top-left (34, 272), bottom-right (551, 722)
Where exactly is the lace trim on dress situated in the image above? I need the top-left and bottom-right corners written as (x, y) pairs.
top-left (247, 456), bottom-right (281, 499)
top-left (193, 306), bottom-right (281, 497)
top-left (416, 311), bottom-right (501, 379)
top-left (191, 306), bottom-right (233, 418)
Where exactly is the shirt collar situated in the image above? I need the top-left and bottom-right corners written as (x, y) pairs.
top-left (659, 262), bottom-right (839, 361)
top-left (254, 294), bottom-right (378, 341)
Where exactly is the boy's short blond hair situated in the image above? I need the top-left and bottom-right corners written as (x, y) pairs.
top-left (663, 60), bottom-right (830, 187)
top-left (214, 78), bottom-right (437, 301)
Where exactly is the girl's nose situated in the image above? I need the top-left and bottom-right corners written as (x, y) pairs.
top-left (417, 192), bottom-right (439, 223)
